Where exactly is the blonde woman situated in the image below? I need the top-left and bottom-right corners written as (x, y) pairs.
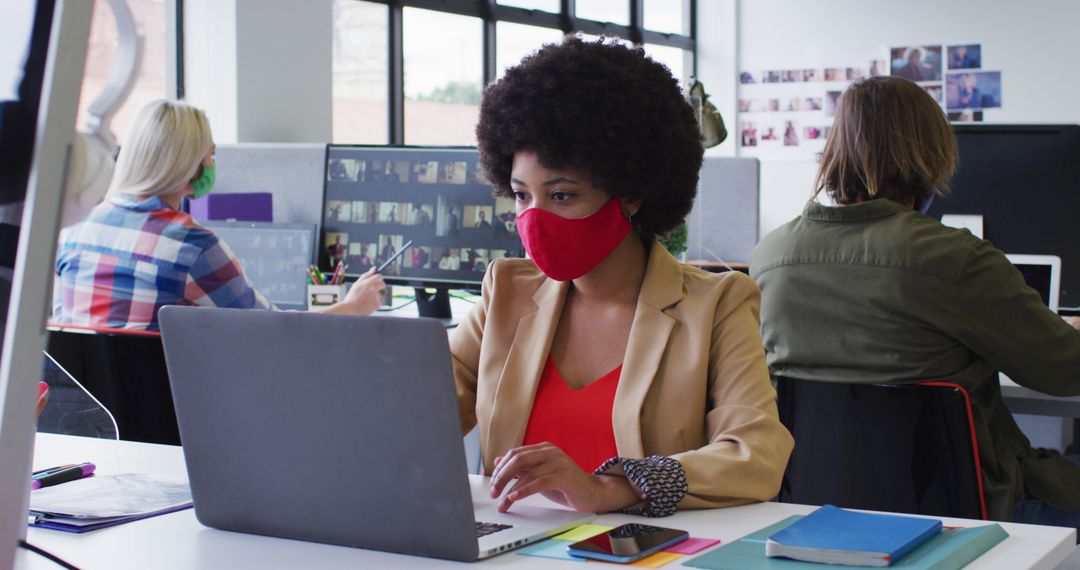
top-left (54, 100), bottom-right (383, 331)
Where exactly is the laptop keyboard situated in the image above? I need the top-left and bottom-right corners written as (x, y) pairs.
top-left (475, 521), bottom-right (513, 538)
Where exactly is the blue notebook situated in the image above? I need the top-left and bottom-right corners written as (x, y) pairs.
top-left (684, 515), bottom-right (1007, 570)
top-left (765, 505), bottom-right (942, 567)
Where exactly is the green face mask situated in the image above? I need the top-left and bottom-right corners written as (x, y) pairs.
top-left (191, 163), bottom-right (216, 199)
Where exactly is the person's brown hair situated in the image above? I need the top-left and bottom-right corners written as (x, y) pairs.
top-left (814, 76), bottom-right (957, 205)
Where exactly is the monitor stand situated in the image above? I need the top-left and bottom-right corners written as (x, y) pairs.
top-left (414, 287), bottom-right (458, 328)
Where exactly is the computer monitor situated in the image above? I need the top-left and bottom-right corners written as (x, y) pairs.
top-left (200, 221), bottom-right (316, 311)
top-left (928, 125), bottom-right (1080, 308)
top-left (321, 145), bottom-right (524, 319)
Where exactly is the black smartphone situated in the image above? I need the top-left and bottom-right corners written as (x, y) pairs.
top-left (566, 523), bottom-right (688, 563)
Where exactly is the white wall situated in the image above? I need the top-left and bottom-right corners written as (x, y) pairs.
top-left (735, 0), bottom-right (1080, 236)
top-left (696, 0), bottom-right (737, 158)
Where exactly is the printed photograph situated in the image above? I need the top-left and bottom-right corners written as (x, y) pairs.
top-left (765, 70), bottom-right (781, 83)
top-left (324, 232), bottom-right (348, 266)
top-left (785, 98), bottom-right (802, 112)
top-left (413, 160), bottom-right (439, 184)
top-left (493, 197), bottom-right (517, 238)
top-left (783, 121), bottom-right (799, 147)
top-left (325, 200), bottom-right (352, 223)
top-left (761, 126), bottom-right (779, 142)
top-left (464, 205), bottom-right (495, 230)
top-left (824, 68), bottom-right (844, 81)
top-left (890, 45), bottom-right (943, 82)
top-left (440, 161), bottom-right (467, 184)
top-left (739, 71), bottom-right (758, 84)
top-left (868, 59), bottom-right (887, 77)
top-left (825, 90), bottom-right (842, 118)
top-left (804, 126), bottom-right (824, 140)
top-left (947, 44), bottom-right (981, 70)
top-left (922, 84), bottom-right (944, 104)
top-left (767, 99), bottom-right (780, 112)
top-left (782, 70), bottom-right (801, 83)
top-left (740, 121), bottom-right (758, 148)
top-left (846, 67), bottom-right (865, 81)
top-left (489, 249), bottom-right (510, 263)
top-left (803, 69), bottom-right (819, 82)
top-left (804, 97), bottom-right (823, 111)
top-left (947, 110), bottom-right (984, 122)
top-left (738, 98), bottom-right (759, 113)
top-left (946, 71), bottom-right (1002, 110)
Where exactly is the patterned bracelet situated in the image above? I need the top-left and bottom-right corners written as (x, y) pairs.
top-left (594, 455), bottom-right (688, 517)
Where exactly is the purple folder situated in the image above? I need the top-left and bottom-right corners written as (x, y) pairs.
top-left (189, 192), bottom-right (272, 222)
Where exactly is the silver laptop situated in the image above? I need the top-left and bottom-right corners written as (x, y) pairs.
top-left (159, 306), bottom-right (593, 561)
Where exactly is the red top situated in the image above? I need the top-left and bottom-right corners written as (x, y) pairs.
top-left (522, 355), bottom-right (621, 471)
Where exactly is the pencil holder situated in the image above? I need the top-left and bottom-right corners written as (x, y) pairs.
top-left (307, 284), bottom-right (347, 310)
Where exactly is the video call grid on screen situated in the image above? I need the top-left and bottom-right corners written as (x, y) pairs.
top-left (322, 145), bottom-right (524, 286)
top-left (202, 221), bottom-right (316, 310)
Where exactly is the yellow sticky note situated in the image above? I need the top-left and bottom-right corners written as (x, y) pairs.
top-left (629, 551), bottom-right (683, 568)
top-left (553, 524), bottom-right (615, 542)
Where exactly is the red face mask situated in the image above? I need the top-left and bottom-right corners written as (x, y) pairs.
top-left (515, 198), bottom-right (632, 281)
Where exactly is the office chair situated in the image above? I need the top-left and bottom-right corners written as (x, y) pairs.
top-left (45, 326), bottom-right (180, 445)
top-left (775, 377), bottom-right (987, 520)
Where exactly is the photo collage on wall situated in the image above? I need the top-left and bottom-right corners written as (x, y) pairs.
top-left (738, 42), bottom-right (1002, 157)
top-left (323, 149), bottom-right (523, 284)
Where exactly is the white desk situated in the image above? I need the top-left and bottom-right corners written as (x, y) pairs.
top-left (1000, 374), bottom-right (1080, 418)
top-left (16, 434), bottom-right (1076, 569)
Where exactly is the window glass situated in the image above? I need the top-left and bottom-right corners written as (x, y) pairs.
top-left (332, 0), bottom-right (389, 144)
top-left (403, 8), bottom-right (483, 145)
top-left (575, 0), bottom-right (629, 25)
top-left (644, 0), bottom-right (686, 35)
top-left (78, 0), bottom-right (167, 144)
top-left (496, 22), bottom-right (563, 79)
top-left (498, 0), bottom-right (559, 12)
top-left (643, 43), bottom-right (687, 87)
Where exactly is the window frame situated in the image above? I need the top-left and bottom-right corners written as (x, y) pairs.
top-left (342, 0), bottom-right (696, 144)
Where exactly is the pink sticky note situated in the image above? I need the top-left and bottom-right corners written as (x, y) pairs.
top-left (664, 537), bottom-right (721, 555)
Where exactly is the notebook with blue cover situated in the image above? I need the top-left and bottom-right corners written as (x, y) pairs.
top-left (765, 505), bottom-right (942, 566)
top-left (684, 515), bottom-right (1007, 570)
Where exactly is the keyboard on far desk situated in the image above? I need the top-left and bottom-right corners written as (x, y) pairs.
top-left (475, 521), bottom-right (513, 538)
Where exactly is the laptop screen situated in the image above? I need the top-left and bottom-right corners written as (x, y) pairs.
top-left (1013, 263), bottom-right (1053, 308)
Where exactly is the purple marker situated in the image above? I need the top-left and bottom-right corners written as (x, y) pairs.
top-left (31, 463), bottom-right (95, 490)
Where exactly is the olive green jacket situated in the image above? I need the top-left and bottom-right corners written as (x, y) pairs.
top-left (750, 199), bottom-right (1080, 521)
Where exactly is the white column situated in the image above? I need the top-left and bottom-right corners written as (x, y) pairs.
top-left (697, 0), bottom-right (737, 157)
top-left (184, 0), bottom-right (332, 143)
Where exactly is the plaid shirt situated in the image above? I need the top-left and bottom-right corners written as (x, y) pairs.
top-left (53, 194), bottom-right (272, 332)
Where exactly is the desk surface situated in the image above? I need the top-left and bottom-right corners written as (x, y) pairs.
top-left (1000, 374), bottom-right (1080, 418)
top-left (15, 434), bottom-right (1075, 570)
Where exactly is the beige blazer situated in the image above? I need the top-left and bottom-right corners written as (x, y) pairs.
top-left (449, 240), bottom-right (794, 509)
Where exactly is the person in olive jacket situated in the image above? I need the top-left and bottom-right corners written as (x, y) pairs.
top-left (751, 76), bottom-right (1080, 528)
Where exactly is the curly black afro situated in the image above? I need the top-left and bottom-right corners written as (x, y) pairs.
top-left (476, 37), bottom-right (703, 238)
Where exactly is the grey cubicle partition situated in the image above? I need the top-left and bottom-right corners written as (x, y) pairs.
top-left (213, 143), bottom-right (327, 228)
top-left (686, 157), bottom-right (760, 265)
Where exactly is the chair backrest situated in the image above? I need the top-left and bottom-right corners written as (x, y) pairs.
top-left (776, 377), bottom-right (987, 520)
top-left (45, 326), bottom-right (179, 445)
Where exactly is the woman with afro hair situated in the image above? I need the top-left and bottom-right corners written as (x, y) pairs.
top-left (450, 37), bottom-right (793, 517)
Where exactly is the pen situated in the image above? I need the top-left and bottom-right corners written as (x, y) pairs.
top-left (31, 463), bottom-right (95, 490)
top-left (32, 463), bottom-right (74, 477)
top-left (376, 240), bottom-right (414, 273)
